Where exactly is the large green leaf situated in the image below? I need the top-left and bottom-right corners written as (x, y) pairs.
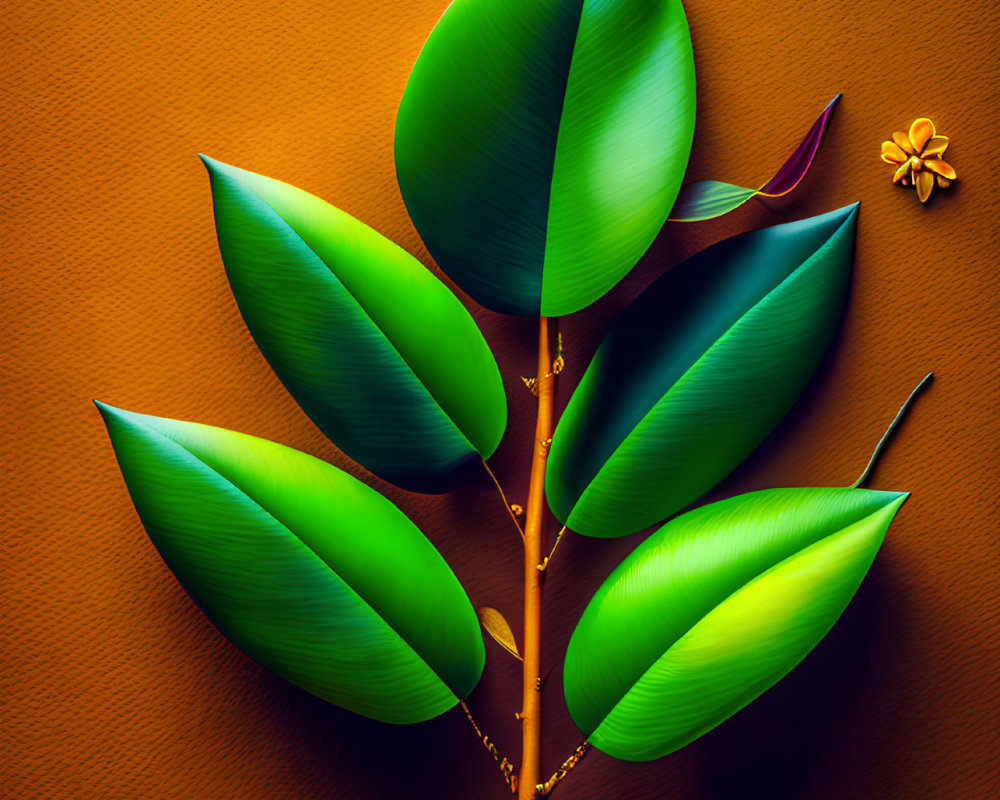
top-left (395, 0), bottom-right (696, 316)
top-left (96, 403), bottom-right (485, 724)
top-left (563, 487), bottom-right (907, 760)
top-left (201, 156), bottom-right (506, 492)
top-left (546, 204), bottom-right (859, 537)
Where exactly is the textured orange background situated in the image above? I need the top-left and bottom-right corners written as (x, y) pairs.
top-left (3, 1), bottom-right (999, 798)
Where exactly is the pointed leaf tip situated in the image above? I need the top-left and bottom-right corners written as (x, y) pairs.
top-left (93, 399), bottom-right (127, 423)
top-left (198, 153), bottom-right (222, 172)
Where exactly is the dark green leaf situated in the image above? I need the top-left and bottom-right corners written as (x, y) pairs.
top-left (201, 156), bottom-right (506, 492)
top-left (563, 487), bottom-right (907, 760)
top-left (395, 0), bottom-right (696, 316)
top-left (97, 402), bottom-right (485, 724)
top-left (546, 204), bottom-right (859, 536)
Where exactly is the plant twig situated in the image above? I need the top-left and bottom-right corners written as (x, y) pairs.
top-left (518, 316), bottom-right (557, 799)
top-left (536, 741), bottom-right (591, 797)
top-left (482, 458), bottom-right (525, 540)
top-left (852, 372), bottom-right (933, 488)
top-left (537, 526), bottom-right (567, 574)
top-left (459, 698), bottom-right (518, 794)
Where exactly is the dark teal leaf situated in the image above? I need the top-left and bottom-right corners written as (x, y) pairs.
top-left (547, 204), bottom-right (859, 536)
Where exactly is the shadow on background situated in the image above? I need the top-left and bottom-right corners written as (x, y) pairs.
top-left (691, 562), bottom-right (897, 799)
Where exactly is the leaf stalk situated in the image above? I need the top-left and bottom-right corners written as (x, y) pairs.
top-left (536, 741), bottom-right (591, 797)
top-left (483, 458), bottom-right (525, 539)
top-left (459, 699), bottom-right (518, 793)
top-left (852, 372), bottom-right (933, 488)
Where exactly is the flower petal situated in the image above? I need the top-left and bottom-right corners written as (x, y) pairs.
top-left (881, 141), bottom-right (907, 164)
top-left (892, 162), bottom-right (910, 183)
top-left (936, 175), bottom-right (951, 189)
top-left (922, 135), bottom-right (949, 157)
top-left (924, 158), bottom-right (956, 180)
top-left (892, 131), bottom-right (915, 155)
top-left (915, 169), bottom-right (934, 203)
top-left (909, 118), bottom-right (935, 153)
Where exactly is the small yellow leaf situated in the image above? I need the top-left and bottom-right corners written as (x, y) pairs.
top-left (922, 135), bottom-right (949, 157)
top-left (915, 170), bottom-right (934, 203)
top-left (892, 131), bottom-right (915, 155)
top-left (924, 158), bottom-right (956, 180)
top-left (881, 141), bottom-right (907, 164)
top-left (478, 606), bottom-right (522, 661)
top-left (909, 118), bottom-right (935, 153)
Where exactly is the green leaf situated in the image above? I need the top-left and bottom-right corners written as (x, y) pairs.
top-left (96, 403), bottom-right (485, 724)
top-left (546, 204), bottom-right (859, 537)
top-left (395, 0), bottom-right (696, 316)
top-left (200, 156), bottom-right (506, 492)
top-left (563, 487), bottom-right (907, 760)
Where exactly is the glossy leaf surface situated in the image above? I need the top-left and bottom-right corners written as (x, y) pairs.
top-left (564, 487), bottom-right (907, 760)
top-left (201, 156), bottom-right (506, 492)
top-left (670, 95), bottom-right (841, 221)
top-left (395, 0), bottom-right (696, 316)
top-left (547, 204), bottom-right (859, 537)
top-left (97, 403), bottom-right (485, 723)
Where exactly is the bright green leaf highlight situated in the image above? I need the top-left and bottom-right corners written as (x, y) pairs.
top-left (564, 487), bottom-right (907, 760)
top-left (547, 204), bottom-right (859, 536)
top-left (395, 0), bottom-right (695, 316)
top-left (201, 156), bottom-right (506, 492)
top-left (97, 403), bottom-right (485, 724)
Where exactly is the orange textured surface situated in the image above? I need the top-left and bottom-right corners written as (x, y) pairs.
top-left (3, 1), bottom-right (999, 798)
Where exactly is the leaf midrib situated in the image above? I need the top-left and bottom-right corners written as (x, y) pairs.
top-left (585, 497), bottom-right (893, 736)
top-left (136, 415), bottom-right (455, 698)
top-left (568, 210), bottom-right (854, 528)
top-left (228, 171), bottom-right (476, 458)
top-left (538, 0), bottom-right (589, 311)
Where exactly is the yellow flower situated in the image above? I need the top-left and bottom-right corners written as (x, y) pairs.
top-left (881, 118), bottom-right (957, 203)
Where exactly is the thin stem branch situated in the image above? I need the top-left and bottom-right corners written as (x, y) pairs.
top-left (852, 372), bottom-right (934, 488)
top-left (459, 699), bottom-right (518, 794)
top-left (537, 526), bottom-right (567, 574)
top-left (518, 316), bottom-right (557, 800)
top-left (482, 458), bottom-right (525, 540)
top-left (536, 741), bottom-right (591, 797)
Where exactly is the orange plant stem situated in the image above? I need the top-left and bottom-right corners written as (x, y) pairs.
top-left (518, 316), bottom-right (555, 800)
